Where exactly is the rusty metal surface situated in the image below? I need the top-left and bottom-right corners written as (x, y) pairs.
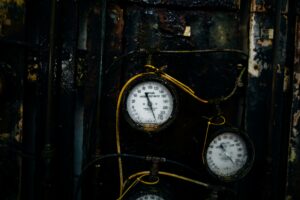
top-left (0, 0), bottom-right (24, 39)
top-left (250, 0), bottom-right (272, 12)
top-left (246, 0), bottom-right (289, 199)
top-left (248, 13), bottom-right (274, 77)
top-left (0, 0), bottom-right (297, 199)
top-left (123, 7), bottom-right (241, 51)
top-left (121, 6), bottom-right (243, 100)
top-left (0, 2), bottom-right (25, 200)
top-left (95, 1), bottom-right (248, 199)
top-left (127, 0), bottom-right (240, 9)
top-left (251, 0), bottom-right (288, 13)
top-left (286, 16), bottom-right (300, 200)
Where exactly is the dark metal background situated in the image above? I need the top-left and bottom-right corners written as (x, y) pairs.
top-left (0, 0), bottom-right (299, 199)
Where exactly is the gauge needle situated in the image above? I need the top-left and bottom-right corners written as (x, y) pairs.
top-left (145, 92), bottom-right (156, 121)
top-left (220, 143), bottom-right (235, 165)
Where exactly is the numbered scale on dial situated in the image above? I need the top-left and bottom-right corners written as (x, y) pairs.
top-left (135, 194), bottom-right (165, 200)
top-left (123, 76), bottom-right (177, 132)
top-left (204, 130), bottom-right (254, 182)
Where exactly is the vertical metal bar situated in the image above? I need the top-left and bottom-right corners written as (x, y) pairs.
top-left (268, 0), bottom-right (283, 149)
top-left (265, 0), bottom-right (283, 199)
top-left (22, 1), bottom-right (39, 200)
top-left (269, 0), bottom-right (283, 185)
top-left (74, 96), bottom-right (84, 200)
top-left (92, 0), bottom-right (107, 199)
top-left (21, 92), bottom-right (37, 200)
top-left (285, 4), bottom-right (300, 199)
top-left (283, 2), bottom-right (296, 199)
top-left (45, 0), bottom-right (56, 142)
top-left (94, 0), bottom-right (107, 140)
top-left (43, 0), bottom-right (57, 199)
top-left (247, 0), bottom-right (287, 199)
top-left (240, 0), bottom-right (251, 53)
top-left (70, 1), bottom-right (82, 200)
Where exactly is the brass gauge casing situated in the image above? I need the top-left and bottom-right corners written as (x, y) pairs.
top-left (203, 128), bottom-right (254, 182)
top-left (123, 75), bottom-right (178, 132)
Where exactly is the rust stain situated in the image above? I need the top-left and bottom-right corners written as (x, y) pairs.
top-left (248, 14), bottom-right (260, 77)
top-left (251, 0), bottom-right (270, 12)
top-left (248, 12), bottom-right (275, 77)
top-left (108, 5), bottom-right (124, 50)
top-left (289, 145), bottom-right (297, 162)
top-left (293, 110), bottom-right (300, 129)
top-left (257, 39), bottom-right (272, 47)
top-left (294, 17), bottom-right (300, 69)
top-left (287, 18), bottom-right (300, 197)
top-left (283, 67), bottom-right (290, 92)
top-left (27, 63), bottom-right (39, 82)
top-left (293, 72), bottom-right (300, 100)
top-left (158, 10), bottom-right (186, 36)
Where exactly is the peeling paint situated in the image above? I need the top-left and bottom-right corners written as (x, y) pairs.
top-left (294, 72), bottom-right (300, 86)
top-left (109, 5), bottom-right (124, 50)
top-left (248, 14), bottom-right (260, 77)
top-left (283, 67), bottom-right (289, 92)
top-left (127, 0), bottom-right (240, 9)
top-left (248, 13), bottom-right (275, 77)
top-left (286, 16), bottom-right (300, 200)
top-left (27, 63), bottom-right (39, 82)
top-left (293, 72), bottom-right (300, 101)
top-left (183, 26), bottom-right (191, 37)
top-left (289, 146), bottom-right (297, 162)
top-left (250, 0), bottom-right (271, 12)
top-left (257, 39), bottom-right (272, 47)
top-left (293, 110), bottom-right (300, 128)
top-left (292, 127), bottom-right (299, 138)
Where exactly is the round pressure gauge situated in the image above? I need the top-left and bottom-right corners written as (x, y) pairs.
top-left (204, 129), bottom-right (254, 182)
top-left (127, 185), bottom-right (171, 200)
top-left (123, 76), bottom-right (177, 132)
top-left (135, 194), bottom-right (165, 200)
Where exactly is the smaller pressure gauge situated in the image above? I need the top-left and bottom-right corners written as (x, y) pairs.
top-left (123, 76), bottom-right (177, 132)
top-left (127, 185), bottom-right (171, 200)
top-left (204, 129), bottom-right (254, 182)
top-left (135, 194), bottom-right (165, 200)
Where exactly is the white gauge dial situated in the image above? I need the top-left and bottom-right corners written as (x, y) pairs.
top-left (126, 80), bottom-right (175, 131)
top-left (205, 132), bottom-right (249, 178)
top-left (136, 194), bottom-right (165, 200)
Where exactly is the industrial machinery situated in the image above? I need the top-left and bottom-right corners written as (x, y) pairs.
top-left (0, 0), bottom-right (300, 200)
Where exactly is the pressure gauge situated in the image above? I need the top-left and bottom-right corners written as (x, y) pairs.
top-left (135, 194), bottom-right (165, 200)
top-left (204, 129), bottom-right (254, 182)
top-left (123, 76), bottom-right (177, 132)
top-left (127, 185), bottom-right (171, 200)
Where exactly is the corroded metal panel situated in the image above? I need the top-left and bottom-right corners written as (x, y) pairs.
top-left (127, 0), bottom-right (240, 9)
top-left (246, 0), bottom-right (289, 199)
top-left (248, 13), bottom-right (274, 77)
top-left (250, 0), bottom-right (272, 12)
top-left (0, 0), bottom-right (24, 38)
top-left (250, 0), bottom-right (288, 13)
top-left (286, 16), bottom-right (300, 200)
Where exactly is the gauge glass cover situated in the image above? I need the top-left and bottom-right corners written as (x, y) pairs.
top-left (136, 194), bottom-right (165, 200)
top-left (205, 132), bottom-right (250, 179)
